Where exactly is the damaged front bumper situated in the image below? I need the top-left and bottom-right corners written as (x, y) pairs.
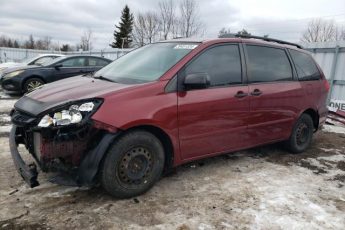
top-left (9, 111), bottom-right (120, 188)
top-left (9, 125), bottom-right (39, 188)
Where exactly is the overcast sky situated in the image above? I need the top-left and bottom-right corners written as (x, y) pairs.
top-left (0, 0), bottom-right (344, 49)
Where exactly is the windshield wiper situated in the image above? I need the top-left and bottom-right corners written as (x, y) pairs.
top-left (93, 75), bottom-right (115, 83)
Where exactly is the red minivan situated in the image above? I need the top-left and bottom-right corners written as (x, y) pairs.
top-left (10, 36), bottom-right (329, 198)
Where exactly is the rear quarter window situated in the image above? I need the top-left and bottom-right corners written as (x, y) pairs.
top-left (88, 58), bottom-right (110, 67)
top-left (289, 49), bottom-right (321, 81)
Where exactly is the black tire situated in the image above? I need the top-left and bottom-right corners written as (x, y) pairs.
top-left (286, 114), bottom-right (314, 153)
top-left (101, 130), bottom-right (165, 198)
top-left (23, 78), bottom-right (45, 93)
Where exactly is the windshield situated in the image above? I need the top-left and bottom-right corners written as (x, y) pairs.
top-left (41, 56), bottom-right (66, 66)
top-left (20, 56), bottom-right (38, 64)
top-left (94, 42), bottom-right (199, 84)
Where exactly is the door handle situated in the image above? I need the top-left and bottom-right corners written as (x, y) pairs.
top-left (235, 91), bottom-right (248, 98)
top-left (251, 89), bottom-right (262, 96)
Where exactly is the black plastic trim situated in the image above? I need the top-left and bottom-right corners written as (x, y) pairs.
top-left (77, 131), bottom-right (122, 185)
top-left (9, 125), bottom-right (39, 188)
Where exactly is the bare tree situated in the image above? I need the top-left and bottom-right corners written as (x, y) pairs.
top-left (171, 18), bottom-right (182, 38)
top-left (218, 27), bottom-right (231, 38)
top-left (335, 26), bottom-right (345, 41)
top-left (132, 12), bottom-right (161, 46)
top-left (133, 13), bottom-right (147, 47)
top-left (158, 0), bottom-right (175, 40)
top-left (179, 0), bottom-right (203, 37)
top-left (24, 34), bottom-right (35, 49)
top-left (301, 19), bottom-right (341, 42)
top-left (145, 12), bottom-right (161, 43)
top-left (42, 36), bottom-right (52, 49)
top-left (80, 28), bottom-right (93, 51)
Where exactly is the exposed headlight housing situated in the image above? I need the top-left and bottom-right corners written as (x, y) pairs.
top-left (3, 70), bottom-right (24, 79)
top-left (37, 100), bottom-right (101, 128)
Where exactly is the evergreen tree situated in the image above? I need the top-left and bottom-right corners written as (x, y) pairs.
top-left (13, 40), bottom-right (19, 48)
top-left (60, 44), bottom-right (70, 52)
top-left (110, 5), bottom-right (134, 48)
top-left (7, 39), bottom-right (13, 48)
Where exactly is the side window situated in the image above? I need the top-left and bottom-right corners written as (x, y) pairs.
top-left (88, 58), bottom-right (99, 66)
top-left (246, 45), bottom-right (293, 83)
top-left (185, 45), bottom-right (242, 87)
top-left (97, 59), bottom-right (110, 66)
top-left (33, 56), bottom-right (54, 65)
top-left (289, 50), bottom-right (321, 81)
top-left (61, 57), bottom-right (86, 67)
top-left (87, 58), bottom-right (109, 67)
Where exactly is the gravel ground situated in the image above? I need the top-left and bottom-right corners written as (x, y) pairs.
top-left (0, 94), bottom-right (345, 230)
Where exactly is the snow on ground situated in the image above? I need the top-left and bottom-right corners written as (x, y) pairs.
top-left (0, 114), bottom-right (11, 123)
top-left (0, 125), bottom-right (11, 133)
top-left (0, 131), bottom-right (344, 229)
top-left (322, 124), bottom-right (345, 134)
top-left (0, 95), bottom-right (345, 229)
top-left (0, 92), bottom-right (11, 99)
top-left (0, 99), bottom-right (16, 113)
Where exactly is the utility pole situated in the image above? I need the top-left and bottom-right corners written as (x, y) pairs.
top-left (121, 37), bottom-right (127, 56)
top-left (121, 37), bottom-right (127, 50)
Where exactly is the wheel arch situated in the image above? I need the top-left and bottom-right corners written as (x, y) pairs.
top-left (302, 108), bottom-right (319, 131)
top-left (22, 75), bottom-right (46, 90)
top-left (125, 125), bottom-right (175, 172)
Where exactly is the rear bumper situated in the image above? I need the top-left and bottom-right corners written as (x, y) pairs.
top-left (9, 125), bottom-right (39, 188)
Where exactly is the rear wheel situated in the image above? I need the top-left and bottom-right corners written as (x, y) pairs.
top-left (286, 114), bottom-right (314, 153)
top-left (24, 78), bottom-right (44, 93)
top-left (101, 130), bottom-right (165, 198)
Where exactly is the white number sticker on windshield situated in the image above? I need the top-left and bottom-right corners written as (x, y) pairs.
top-left (174, 44), bottom-right (198, 50)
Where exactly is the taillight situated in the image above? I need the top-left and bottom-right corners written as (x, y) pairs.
top-left (324, 80), bottom-right (330, 92)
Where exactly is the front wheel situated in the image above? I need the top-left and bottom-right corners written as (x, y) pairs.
top-left (285, 114), bottom-right (314, 153)
top-left (23, 78), bottom-right (44, 93)
top-left (100, 130), bottom-right (165, 198)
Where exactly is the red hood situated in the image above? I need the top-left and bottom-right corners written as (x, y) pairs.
top-left (28, 76), bottom-right (135, 102)
top-left (14, 76), bottom-right (138, 116)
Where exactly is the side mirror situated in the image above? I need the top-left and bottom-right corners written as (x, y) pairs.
top-left (184, 72), bottom-right (210, 90)
top-left (54, 63), bottom-right (63, 70)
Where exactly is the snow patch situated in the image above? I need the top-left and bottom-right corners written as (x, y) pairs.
top-left (0, 99), bottom-right (16, 113)
top-left (0, 114), bottom-right (11, 123)
top-left (0, 125), bottom-right (11, 133)
top-left (322, 125), bottom-right (345, 134)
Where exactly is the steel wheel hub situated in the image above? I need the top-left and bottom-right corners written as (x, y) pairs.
top-left (118, 147), bottom-right (153, 185)
top-left (296, 123), bottom-right (308, 145)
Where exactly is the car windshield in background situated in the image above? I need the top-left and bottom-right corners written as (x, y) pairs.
top-left (41, 56), bottom-right (65, 66)
top-left (19, 56), bottom-right (37, 64)
top-left (94, 42), bottom-right (199, 84)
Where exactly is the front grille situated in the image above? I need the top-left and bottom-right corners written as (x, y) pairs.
top-left (11, 110), bottom-right (37, 127)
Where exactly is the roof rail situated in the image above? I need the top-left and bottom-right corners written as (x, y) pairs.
top-left (219, 33), bottom-right (303, 49)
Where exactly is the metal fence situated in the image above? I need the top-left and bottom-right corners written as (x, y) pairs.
top-left (304, 41), bottom-right (345, 101)
top-left (0, 47), bottom-right (132, 63)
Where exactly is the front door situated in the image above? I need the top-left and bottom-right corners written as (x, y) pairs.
top-left (178, 44), bottom-right (250, 160)
top-left (54, 57), bottom-right (87, 80)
